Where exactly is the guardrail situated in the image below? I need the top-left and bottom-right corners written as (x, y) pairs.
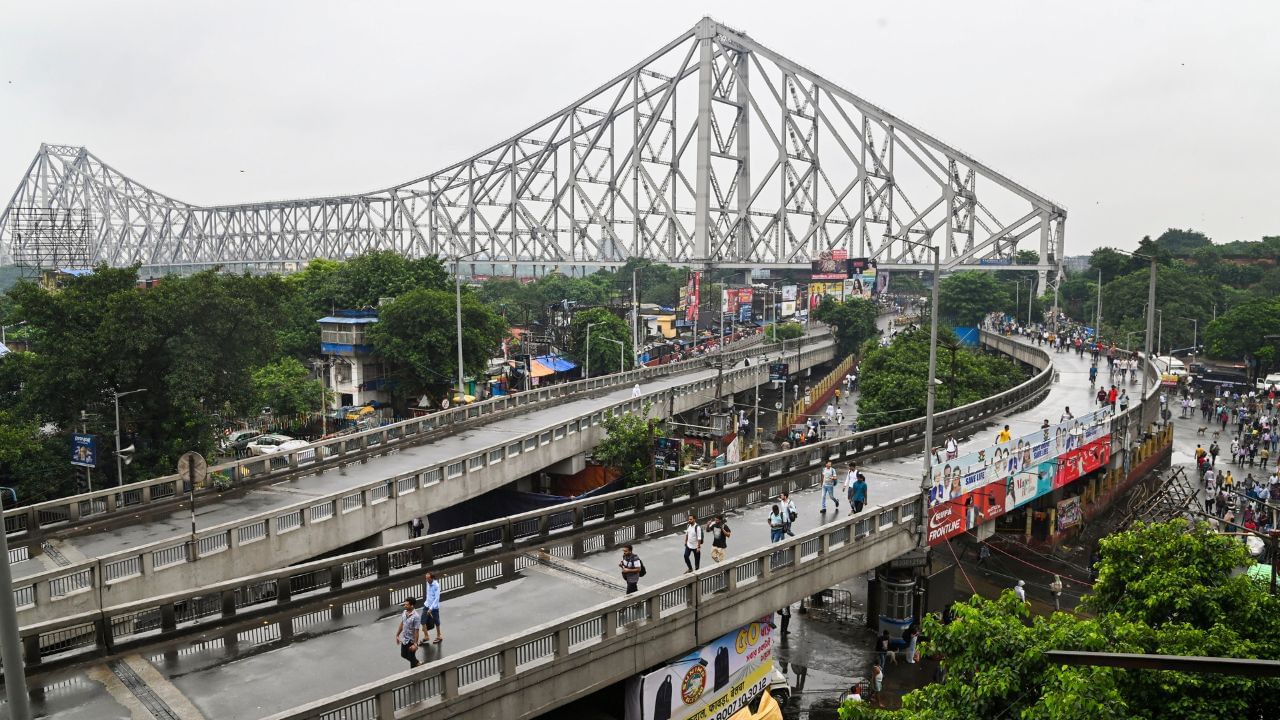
top-left (266, 493), bottom-right (923, 720)
top-left (9, 330), bottom-right (1050, 667)
top-left (3, 329), bottom-right (813, 540)
top-left (8, 339), bottom-right (840, 624)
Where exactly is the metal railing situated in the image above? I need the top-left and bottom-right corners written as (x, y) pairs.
top-left (262, 492), bottom-right (923, 720)
top-left (9, 336), bottom-right (837, 622)
top-left (3, 329), bottom-right (796, 539)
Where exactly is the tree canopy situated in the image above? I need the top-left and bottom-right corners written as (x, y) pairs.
top-left (812, 297), bottom-right (880, 356)
top-left (936, 271), bottom-right (1004, 327)
top-left (570, 307), bottom-right (633, 376)
top-left (841, 520), bottom-right (1280, 720)
top-left (592, 405), bottom-right (661, 487)
top-left (855, 327), bottom-right (1025, 430)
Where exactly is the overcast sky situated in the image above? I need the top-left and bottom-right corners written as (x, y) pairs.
top-left (2, 0), bottom-right (1276, 256)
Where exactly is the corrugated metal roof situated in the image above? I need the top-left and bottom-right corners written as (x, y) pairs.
top-left (317, 316), bottom-right (379, 325)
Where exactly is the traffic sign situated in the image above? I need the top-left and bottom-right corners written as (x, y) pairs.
top-left (177, 451), bottom-right (208, 492)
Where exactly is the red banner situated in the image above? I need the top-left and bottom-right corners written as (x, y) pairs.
top-left (927, 484), bottom-right (1006, 545)
top-left (1054, 436), bottom-right (1111, 488)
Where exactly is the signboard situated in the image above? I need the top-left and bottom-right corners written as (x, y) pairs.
top-left (780, 301), bottom-right (796, 318)
top-left (71, 433), bottom-right (98, 468)
top-left (683, 272), bottom-right (701, 323)
top-left (625, 616), bottom-right (774, 720)
top-left (926, 407), bottom-right (1112, 546)
top-left (846, 258), bottom-right (877, 298)
top-left (654, 437), bottom-right (682, 473)
top-left (768, 363), bottom-right (789, 381)
top-left (810, 249), bottom-right (848, 280)
top-left (781, 285), bottom-right (797, 302)
top-left (721, 288), bottom-right (753, 316)
top-left (1056, 496), bottom-right (1083, 531)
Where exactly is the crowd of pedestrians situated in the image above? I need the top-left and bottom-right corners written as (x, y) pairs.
top-left (1195, 384), bottom-right (1280, 536)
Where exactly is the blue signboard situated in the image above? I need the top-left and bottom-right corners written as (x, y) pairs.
top-left (71, 433), bottom-right (98, 468)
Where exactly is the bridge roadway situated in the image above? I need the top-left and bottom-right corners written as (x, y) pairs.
top-left (8, 332), bottom-right (836, 627)
top-left (8, 332), bottom-right (1162, 720)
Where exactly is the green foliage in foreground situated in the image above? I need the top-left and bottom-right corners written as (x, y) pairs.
top-left (840, 520), bottom-right (1280, 720)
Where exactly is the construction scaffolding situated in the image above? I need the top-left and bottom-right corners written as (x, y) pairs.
top-left (7, 207), bottom-right (91, 271)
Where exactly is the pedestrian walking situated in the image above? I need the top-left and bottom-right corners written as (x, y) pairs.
top-left (682, 514), bottom-right (704, 572)
top-left (779, 491), bottom-right (798, 536)
top-left (422, 572), bottom-right (443, 643)
top-left (408, 516), bottom-right (424, 538)
top-left (768, 504), bottom-right (786, 543)
top-left (850, 471), bottom-right (868, 515)
top-left (619, 544), bottom-right (644, 594)
top-left (875, 631), bottom-right (891, 669)
top-left (819, 460), bottom-right (840, 513)
top-left (707, 514), bottom-right (732, 563)
top-left (944, 434), bottom-right (959, 460)
top-left (777, 603), bottom-right (792, 635)
top-left (1013, 579), bottom-right (1027, 602)
top-left (396, 598), bottom-right (424, 668)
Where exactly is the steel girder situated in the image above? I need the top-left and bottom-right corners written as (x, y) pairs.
top-left (0, 18), bottom-right (1066, 279)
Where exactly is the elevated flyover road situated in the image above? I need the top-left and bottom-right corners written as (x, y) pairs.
top-left (11, 331), bottom-right (1164, 720)
top-left (7, 333), bottom-right (837, 626)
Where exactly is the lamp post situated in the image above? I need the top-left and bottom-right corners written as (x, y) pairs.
top-left (584, 322), bottom-right (601, 379)
top-left (1124, 331), bottom-right (1146, 353)
top-left (602, 337), bottom-right (626, 375)
top-left (1179, 316), bottom-right (1199, 371)
top-left (1, 320), bottom-right (25, 345)
top-left (452, 249), bottom-right (484, 403)
top-left (112, 388), bottom-right (147, 487)
top-left (0, 486), bottom-right (30, 719)
top-left (1095, 268), bottom-right (1103, 341)
top-left (900, 237), bottom-right (941, 550)
top-left (631, 268), bottom-right (642, 362)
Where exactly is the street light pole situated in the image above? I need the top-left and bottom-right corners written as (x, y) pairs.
top-left (1179, 316), bottom-right (1199, 372)
top-left (601, 337), bottom-right (626, 375)
top-left (901, 237), bottom-right (941, 550)
top-left (1096, 268), bottom-right (1103, 340)
top-left (113, 388), bottom-right (147, 487)
top-left (0, 487), bottom-right (31, 720)
top-left (1141, 259), bottom-right (1157, 425)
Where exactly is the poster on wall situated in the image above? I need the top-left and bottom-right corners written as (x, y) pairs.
top-left (625, 616), bottom-right (775, 720)
top-left (1057, 496), bottom-right (1083, 531)
top-left (1004, 460), bottom-right (1057, 510)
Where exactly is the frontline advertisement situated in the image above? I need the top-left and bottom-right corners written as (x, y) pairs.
top-left (846, 258), bottom-right (877, 298)
top-left (626, 616), bottom-right (775, 720)
top-left (926, 408), bottom-right (1112, 546)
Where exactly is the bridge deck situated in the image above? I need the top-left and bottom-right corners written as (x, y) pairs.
top-left (13, 336), bottom-right (1109, 720)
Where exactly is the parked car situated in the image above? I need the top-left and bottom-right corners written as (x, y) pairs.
top-left (276, 438), bottom-right (318, 462)
top-left (221, 429), bottom-right (262, 454)
top-left (246, 434), bottom-right (295, 456)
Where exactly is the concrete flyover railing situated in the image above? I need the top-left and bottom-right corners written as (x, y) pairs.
top-left (8, 339), bottom-right (840, 626)
top-left (267, 493), bottom-right (923, 720)
top-left (2, 328), bottom-right (805, 542)
top-left (8, 330), bottom-right (1050, 669)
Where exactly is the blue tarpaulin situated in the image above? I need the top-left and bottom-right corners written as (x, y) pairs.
top-left (535, 354), bottom-right (578, 373)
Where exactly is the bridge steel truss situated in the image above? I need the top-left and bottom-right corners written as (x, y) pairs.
top-left (0, 18), bottom-right (1066, 287)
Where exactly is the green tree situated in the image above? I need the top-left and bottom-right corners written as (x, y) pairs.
top-left (592, 405), bottom-right (660, 487)
top-left (764, 322), bottom-right (805, 342)
top-left (570, 307), bottom-right (633, 375)
top-left (251, 358), bottom-right (329, 418)
top-left (368, 288), bottom-right (508, 404)
top-left (1202, 298), bottom-right (1280, 365)
top-left (936, 271), bottom-right (1004, 327)
top-left (1088, 247), bottom-right (1138, 283)
top-left (1154, 228), bottom-right (1213, 257)
top-left (855, 327), bottom-right (1025, 429)
top-left (812, 297), bottom-right (879, 355)
top-left (330, 251), bottom-right (449, 308)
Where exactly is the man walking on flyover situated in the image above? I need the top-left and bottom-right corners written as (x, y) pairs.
top-left (820, 460), bottom-right (840, 513)
top-left (422, 572), bottom-right (443, 644)
top-left (396, 598), bottom-right (424, 668)
top-left (683, 514), bottom-right (704, 572)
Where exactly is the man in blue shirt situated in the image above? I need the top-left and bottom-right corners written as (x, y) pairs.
top-left (851, 471), bottom-right (868, 515)
top-left (422, 572), bottom-right (443, 644)
top-left (396, 598), bottom-right (423, 668)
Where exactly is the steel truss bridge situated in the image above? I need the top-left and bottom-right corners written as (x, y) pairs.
top-left (1, 18), bottom-right (1065, 286)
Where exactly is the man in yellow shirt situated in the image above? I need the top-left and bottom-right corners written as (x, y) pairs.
top-left (996, 425), bottom-right (1012, 444)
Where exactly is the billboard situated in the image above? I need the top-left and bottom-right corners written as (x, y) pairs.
top-left (926, 408), bottom-right (1112, 546)
top-left (780, 285), bottom-right (797, 302)
top-left (846, 258), bottom-right (877, 298)
top-left (721, 288), bottom-right (753, 315)
top-left (780, 301), bottom-right (796, 318)
top-left (654, 437), bottom-right (683, 473)
top-left (626, 616), bottom-right (774, 720)
top-left (683, 272), bottom-right (701, 324)
top-left (810, 249), bottom-right (848, 280)
top-left (768, 363), bottom-right (789, 381)
top-left (71, 433), bottom-right (98, 468)
top-left (1057, 496), bottom-right (1083, 532)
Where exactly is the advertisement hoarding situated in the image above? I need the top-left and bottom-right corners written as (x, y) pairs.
top-left (925, 407), bottom-right (1112, 546)
top-left (625, 616), bottom-right (775, 720)
top-left (810, 249), bottom-right (848, 280)
top-left (684, 272), bottom-right (701, 324)
top-left (1056, 496), bottom-right (1083, 531)
top-left (71, 433), bottom-right (98, 468)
